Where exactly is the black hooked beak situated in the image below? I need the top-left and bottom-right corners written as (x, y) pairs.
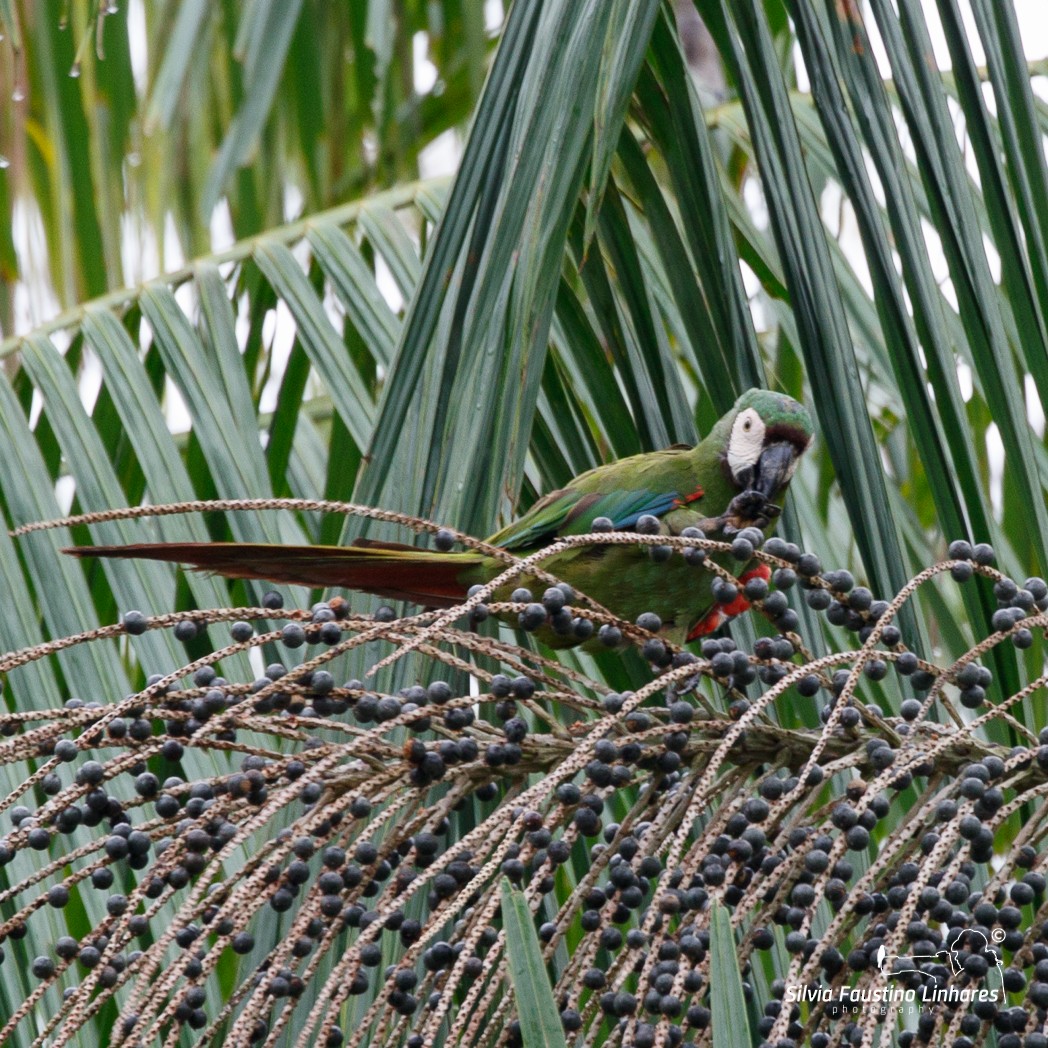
top-left (752, 441), bottom-right (798, 500)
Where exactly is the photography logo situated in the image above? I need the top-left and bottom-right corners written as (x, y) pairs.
top-left (785, 928), bottom-right (1004, 1015)
top-left (875, 928), bottom-right (1004, 981)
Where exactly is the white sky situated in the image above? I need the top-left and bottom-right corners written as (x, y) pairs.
top-left (6, 1), bottom-right (1047, 336)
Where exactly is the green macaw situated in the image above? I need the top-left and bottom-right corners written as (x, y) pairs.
top-left (67, 389), bottom-right (813, 646)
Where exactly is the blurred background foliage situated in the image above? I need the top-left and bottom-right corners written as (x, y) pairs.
top-left (0, 0), bottom-right (1047, 1043)
top-left (0, 0), bottom-right (489, 315)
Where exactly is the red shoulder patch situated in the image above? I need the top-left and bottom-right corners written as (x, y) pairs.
top-left (673, 486), bottom-right (705, 509)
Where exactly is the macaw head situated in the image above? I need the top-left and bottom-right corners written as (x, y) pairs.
top-left (718, 388), bottom-right (814, 498)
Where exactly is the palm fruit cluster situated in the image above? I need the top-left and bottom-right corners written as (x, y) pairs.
top-left (0, 525), bottom-right (1047, 1047)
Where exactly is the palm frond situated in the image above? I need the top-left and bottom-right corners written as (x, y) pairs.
top-left (0, 1), bottom-right (1046, 1045)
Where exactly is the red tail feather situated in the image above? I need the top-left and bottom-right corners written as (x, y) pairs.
top-left (64, 542), bottom-right (485, 608)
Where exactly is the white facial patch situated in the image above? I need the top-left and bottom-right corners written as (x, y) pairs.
top-left (726, 407), bottom-right (766, 482)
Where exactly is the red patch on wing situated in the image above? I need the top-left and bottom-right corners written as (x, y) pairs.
top-left (673, 486), bottom-right (705, 508)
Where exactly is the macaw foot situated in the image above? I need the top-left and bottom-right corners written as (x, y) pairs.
top-left (718, 489), bottom-right (780, 536)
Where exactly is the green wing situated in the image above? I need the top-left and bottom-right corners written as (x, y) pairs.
top-left (487, 487), bottom-right (685, 552)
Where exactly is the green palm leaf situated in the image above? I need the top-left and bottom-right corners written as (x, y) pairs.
top-left (0, 2), bottom-right (1045, 1045)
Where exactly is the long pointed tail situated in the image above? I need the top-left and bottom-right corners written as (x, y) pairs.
top-left (64, 542), bottom-right (490, 608)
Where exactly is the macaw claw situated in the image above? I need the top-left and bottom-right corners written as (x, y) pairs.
top-left (718, 489), bottom-right (777, 536)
